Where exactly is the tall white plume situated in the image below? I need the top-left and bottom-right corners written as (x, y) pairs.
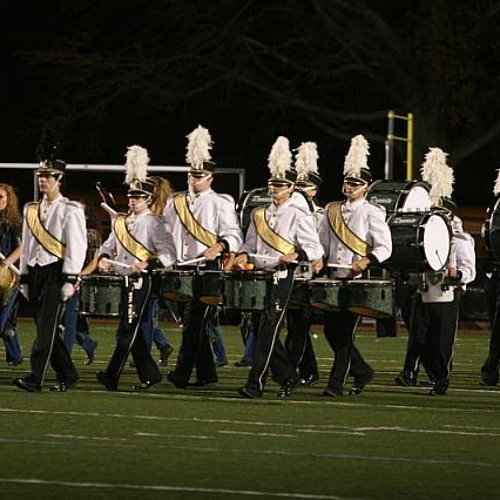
top-left (268, 136), bottom-right (292, 178)
top-left (493, 169), bottom-right (500, 196)
top-left (186, 125), bottom-right (213, 168)
top-left (124, 145), bottom-right (150, 184)
top-left (343, 134), bottom-right (370, 177)
top-left (420, 147), bottom-right (454, 204)
top-left (295, 142), bottom-right (319, 180)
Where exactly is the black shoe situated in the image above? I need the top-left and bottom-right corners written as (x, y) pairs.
top-left (350, 371), bottom-right (374, 395)
top-left (84, 342), bottom-right (97, 366)
top-left (395, 371), bottom-right (416, 387)
top-left (166, 371), bottom-right (189, 389)
top-left (277, 379), bottom-right (295, 399)
top-left (50, 377), bottom-right (79, 393)
top-left (238, 386), bottom-right (263, 399)
top-left (300, 374), bottom-right (320, 386)
top-left (429, 385), bottom-right (448, 396)
top-left (215, 361), bottom-right (228, 368)
top-left (189, 376), bottom-right (218, 387)
top-left (480, 378), bottom-right (498, 387)
top-left (133, 377), bottom-right (162, 390)
top-left (158, 345), bottom-right (173, 367)
top-left (323, 386), bottom-right (343, 397)
top-left (96, 371), bottom-right (118, 391)
top-left (7, 359), bottom-right (23, 367)
top-left (13, 377), bottom-right (41, 393)
top-left (234, 359), bottom-right (252, 367)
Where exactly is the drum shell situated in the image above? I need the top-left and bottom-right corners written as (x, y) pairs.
top-left (158, 270), bottom-right (195, 302)
top-left (223, 270), bottom-right (272, 311)
top-left (309, 278), bottom-right (343, 311)
top-left (343, 279), bottom-right (395, 319)
top-left (80, 275), bottom-right (125, 317)
top-left (197, 270), bottom-right (224, 306)
top-left (386, 211), bottom-right (452, 272)
top-left (367, 180), bottom-right (431, 215)
top-left (484, 196), bottom-right (500, 264)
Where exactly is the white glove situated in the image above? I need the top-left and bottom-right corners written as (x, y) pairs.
top-left (20, 284), bottom-right (29, 301)
top-left (60, 282), bottom-right (76, 302)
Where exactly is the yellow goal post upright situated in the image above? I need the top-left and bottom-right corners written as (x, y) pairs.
top-left (384, 110), bottom-right (414, 181)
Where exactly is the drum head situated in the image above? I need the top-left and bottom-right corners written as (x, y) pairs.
top-left (236, 187), bottom-right (272, 235)
top-left (484, 196), bottom-right (500, 263)
top-left (401, 184), bottom-right (431, 212)
top-left (423, 213), bottom-right (452, 271)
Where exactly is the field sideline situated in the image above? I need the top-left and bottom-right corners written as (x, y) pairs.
top-left (0, 318), bottom-right (499, 500)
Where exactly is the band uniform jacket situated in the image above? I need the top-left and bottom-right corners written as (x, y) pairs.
top-left (99, 210), bottom-right (177, 273)
top-left (164, 189), bottom-right (243, 262)
top-left (318, 198), bottom-right (392, 278)
top-left (420, 215), bottom-right (476, 303)
top-left (240, 197), bottom-right (324, 271)
top-left (21, 195), bottom-right (87, 276)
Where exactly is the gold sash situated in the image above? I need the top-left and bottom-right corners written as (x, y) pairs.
top-left (327, 202), bottom-right (372, 257)
top-left (253, 206), bottom-right (296, 255)
top-left (26, 203), bottom-right (66, 259)
top-left (113, 215), bottom-right (155, 262)
top-left (173, 193), bottom-right (218, 248)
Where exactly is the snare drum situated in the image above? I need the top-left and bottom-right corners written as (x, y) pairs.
top-left (80, 275), bottom-right (125, 317)
top-left (484, 196), bottom-right (500, 263)
top-left (197, 270), bottom-right (224, 306)
top-left (343, 279), bottom-right (395, 319)
top-left (309, 278), bottom-right (344, 311)
top-left (386, 211), bottom-right (452, 272)
top-left (159, 269), bottom-right (195, 302)
top-left (367, 180), bottom-right (431, 214)
top-left (223, 270), bottom-right (273, 311)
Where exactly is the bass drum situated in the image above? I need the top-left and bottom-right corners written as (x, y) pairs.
top-left (386, 211), bottom-right (452, 273)
top-left (236, 187), bottom-right (314, 234)
top-left (367, 180), bottom-right (432, 214)
top-left (484, 196), bottom-right (500, 263)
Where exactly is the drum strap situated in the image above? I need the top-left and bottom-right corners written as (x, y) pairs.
top-left (253, 206), bottom-right (296, 255)
top-left (26, 203), bottom-right (66, 259)
top-left (327, 202), bottom-right (372, 257)
top-left (173, 193), bottom-right (218, 248)
top-left (113, 215), bottom-right (155, 262)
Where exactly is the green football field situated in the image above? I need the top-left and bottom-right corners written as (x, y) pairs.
top-left (0, 317), bottom-right (499, 500)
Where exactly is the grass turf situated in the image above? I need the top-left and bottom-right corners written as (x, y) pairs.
top-left (0, 318), bottom-right (498, 499)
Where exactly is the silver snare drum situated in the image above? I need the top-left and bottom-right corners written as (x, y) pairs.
top-left (80, 275), bottom-right (125, 317)
top-left (343, 279), bottom-right (395, 319)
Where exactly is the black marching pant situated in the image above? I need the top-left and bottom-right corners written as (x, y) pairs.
top-left (105, 274), bottom-right (161, 384)
top-left (245, 274), bottom-right (296, 393)
top-left (411, 292), bottom-right (460, 389)
top-left (323, 310), bottom-right (373, 390)
top-left (481, 273), bottom-right (500, 383)
top-left (171, 299), bottom-right (217, 383)
top-left (27, 262), bottom-right (78, 386)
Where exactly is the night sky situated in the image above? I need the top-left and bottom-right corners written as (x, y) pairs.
top-left (2, 1), bottom-right (500, 213)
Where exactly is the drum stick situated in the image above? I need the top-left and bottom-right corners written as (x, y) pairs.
top-left (100, 202), bottom-right (118, 217)
top-left (0, 252), bottom-right (20, 276)
top-left (101, 258), bottom-right (147, 273)
top-left (248, 253), bottom-right (299, 265)
top-left (327, 263), bottom-right (353, 270)
top-left (178, 256), bottom-right (206, 266)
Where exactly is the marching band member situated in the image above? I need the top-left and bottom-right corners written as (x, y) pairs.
top-left (318, 134), bottom-right (392, 397)
top-left (15, 154), bottom-right (87, 392)
top-left (96, 146), bottom-right (177, 391)
top-left (235, 136), bottom-right (324, 399)
top-left (165, 125), bottom-right (243, 389)
top-left (285, 141), bottom-right (324, 386)
top-left (481, 169), bottom-right (500, 386)
top-left (397, 148), bottom-right (476, 395)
